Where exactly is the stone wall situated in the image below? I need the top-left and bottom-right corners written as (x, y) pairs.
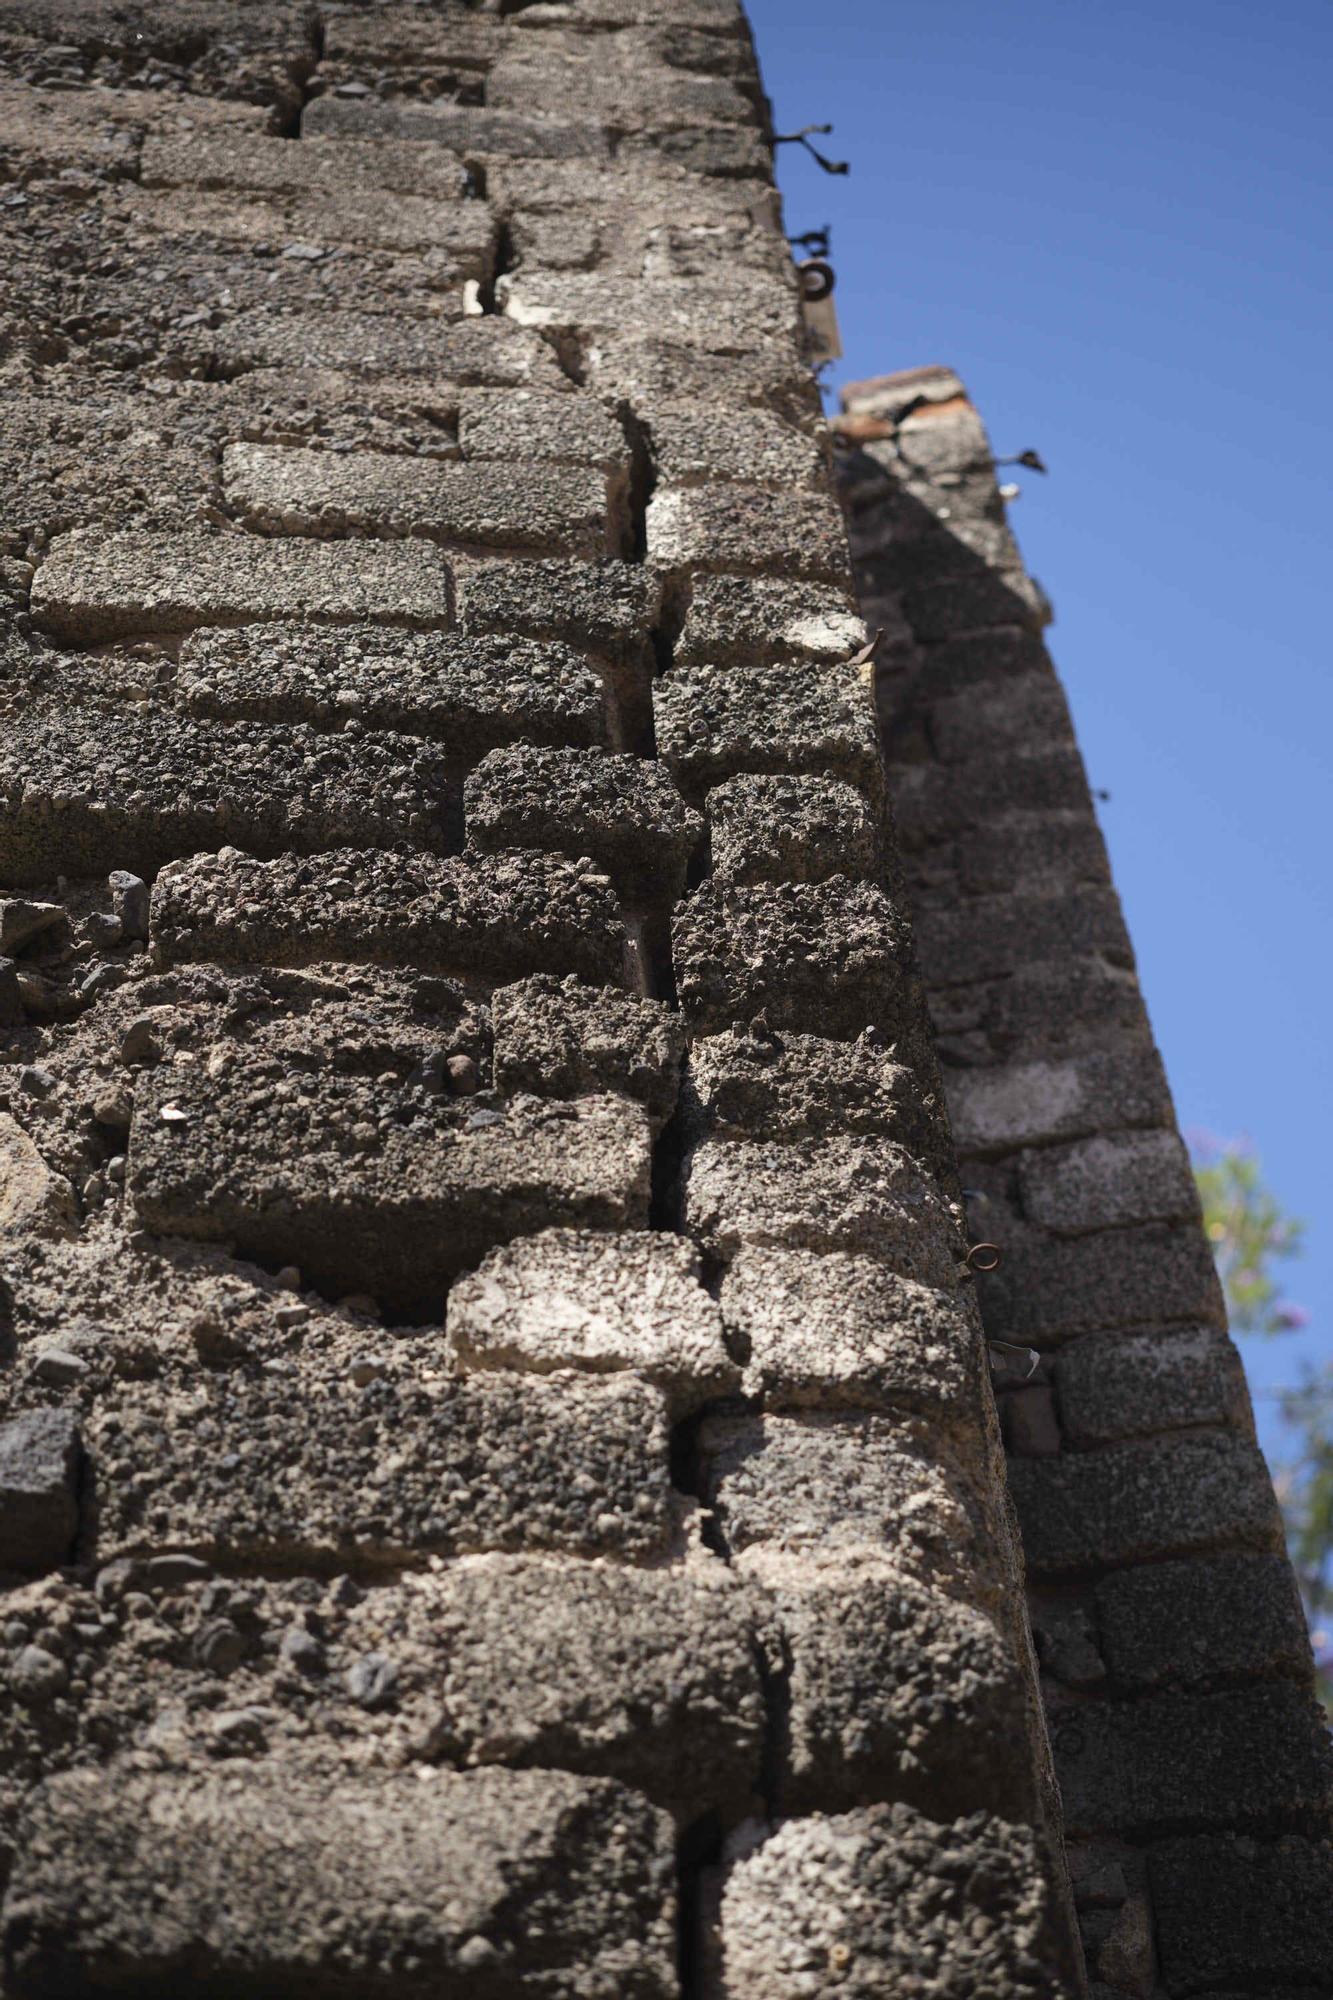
top-left (835, 365), bottom-right (1333, 1998)
top-left (0, 4), bottom-right (1085, 1996)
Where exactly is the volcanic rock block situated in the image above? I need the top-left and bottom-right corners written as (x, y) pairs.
top-left (914, 887), bottom-right (1133, 986)
top-left (716, 1802), bottom-right (1058, 1999)
top-left (1008, 1434), bottom-right (1284, 1576)
top-left (0, 703), bottom-right (453, 886)
top-left (206, 313), bottom-right (570, 388)
top-left (654, 662), bottom-right (881, 799)
top-left (978, 1224), bottom-right (1225, 1345)
top-left (223, 446), bottom-right (618, 558)
top-left (455, 557), bottom-right (657, 675)
top-left (178, 625), bottom-right (607, 754)
top-left (140, 131), bottom-right (472, 201)
top-left (1055, 1327), bottom-right (1248, 1448)
top-left (149, 848), bottom-right (626, 988)
top-left (303, 95), bottom-right (612, 159)
top-left (683, 1024), bottom-right (924, 1144)
top-left (672, 879), bottom-right (914, 1040)
top-left (707, 773), bottom-right (880, 886)
top-left (699, 1410), bottom-right (995, 1594)
top-left (1149, 1830), bottom-right (1333, 1992)
top-left (115, 181), bottom-right (498, 269)
top-left (1051, 1681), bottom-right (1333, 1838)
top-left (674, 574), bottom-right (867, 667)
top-left (1016, 1128), bottom-right (1199, 1234)
top-left (0, 1410), bottom-right (81, 1576)
top-left (129, 1063), bottom-right (651, 1310)
top-left (720, 1246), bottom-right (981, 1417)
top-left (465, 746), bottom-right (702, 903)
top-left (0, 1557), bottom-right (758, 1825)
top-left (753, 1553), bottom-right (1032, 1817)
top-left (492, 975), bottom-right (684, 1123)
top-left (31, 528), bottom-right (454, 645)
top-left (683, 1135), bottom-right (958, 1290)
top-left (944, 1047), bottom-right (1175, 1154)
top-left (1, 1761), bottom-right (677, 1998)
top-left (1095, 1554), bottom-right (1312, 1691)
top-left (457, 389), bottom-right (629, 478)
top-left (647, 484), bottom-right (850, 584)
top-left (87, 1367), bottom-right (675, 1568)
top-left (449, 1228), bottom-right (737, 1410)
top-left (643, 401), bottom-right (826, 489)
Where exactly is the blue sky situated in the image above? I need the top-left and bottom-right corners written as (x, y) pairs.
top-left (756, 0), bottom-right (1332, 1462)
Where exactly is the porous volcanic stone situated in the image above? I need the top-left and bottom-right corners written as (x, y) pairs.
top-left (492, 975), bottom-right (684, 1124)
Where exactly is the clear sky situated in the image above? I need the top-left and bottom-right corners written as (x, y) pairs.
top-left (755, 0), bottom-right (1332, 1463)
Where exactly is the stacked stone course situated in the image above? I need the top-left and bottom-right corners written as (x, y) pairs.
top-left (0, 4), bottom-right (1086, 1993)
top-left (0, 2), bottom-right (1320, 1994)
top-left (835, 365), bottom-right (1333, 1996)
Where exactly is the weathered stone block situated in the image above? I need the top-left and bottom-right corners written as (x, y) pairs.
top-left (457, 389), bottom-right (628, 475)
top-left (655, 661), bottom-right (880, 798)
top-left (0, 1410), bottom-right (80, 1576)
top-left (1149, 1831), bottom-right (1333, 1992)
top-left (978, 1225), bottom-right (1225, 1345)
top-left (117, 180), bottom-right (498, 267)
top-left (32, 528), bottom-right (454, 644)
top-left (303, 94), bottom-right (612, 160)
top-left (456, 556), bottom-right (656, 673)
top-left (464, 746), bottom-right (701, 902)
top-left (491, 975), bottom-right (683, 1123)
top-left (1018, 1129), bottom-right (1199, 1233)
top-left (130, 1064), bottom-right (650, 1312)
top-left (208, 312), bottom-right (569, 388)
top-left (449, 1228), bottom-right (737, 1410)
top-left (1, 1762), bottom-right (676, 1998)
top-left (955, 811), bottom-right (1112, 896)
top-left (1052, 1681), bottom-right (1333, 1837)
top-left (683, 1135), bottom-right (957, 1289)
top-left (674, 574), bottom-right (866, 668)
top-left (647, 484), bottom-right (849, 583)
top-left (673, 879), bottom-right (912, 1040)
top-left (915, 888), bottom-right (1132, 986)
top-left (1096, 1555), bottom-right (1312, 1691)
top-left (707, 774), bottom-right (879, 886)
top-left (224, 445), bottom-right (617, 557)
top-left (1056, 1327), bottom-right (1248, 1447)
top-left (179, 625), bottom-right (608, 756)
top-left (699, 1410), bottom-right (994, 1592)
top-left (150, 848), bottom-right (625, 988)
top-left (1009, 1434), bottom-right (1282, 1575)
top-left (88, 1368), bottom-right (675, 1567)
top-left (756, 1554), bottom-right (1032, 1817)
top-left (945, 1047), bottom-right (1172, 1153)
top-left (644, 401), bottom-right (825, 489)
top-left (0, 702), bottom-right (453, 886)
top-left (717, 1803), bottom-right (1059, 1999)
top-left (683, 1023), bottom-right (923, 1143)
top-left (720, 1246), bottom-right (980, 1417)
top-left (888, 747), bottom-right (1089, 845)
top-left (141, 130), bottom-right (472, 201)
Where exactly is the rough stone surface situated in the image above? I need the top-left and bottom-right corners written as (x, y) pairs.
top-left (673, 878), bottom-right (913, 1040)
top-left (449, 1228), bottom-right (737, 1409)
top-left (720, 1247), bottom-right (981, 1416)
top-left (178, 624), bottom-right (609, 755)
top-left (0, 1410), bottom-right (81, 1576)
top-left (465, 746), bottom-right (702, 902)
top-left (150, 848), bottom-right (626, 988)
top-left (1009, 1434), bottom-right (1283, 1575)
top-left (717, 1803), bottom-right (1060, 1998)
top-left (707, 773), bottom-right (880, 885)
top-left (2, 1761), bottom-right (677, 1998)
top-left (491, 975), bottom-right (683, 1123)
top-left (1095, 1555), bottom-right (1312, 1691)
top-left (130, 1064), bottom-right (652, 1312)
top-left (1149, 1831), bottom-right (1333, 1992)
top-left (655, 661), bottom-right (881, 799)
top-left (32, 528), bottom-right (455, 643)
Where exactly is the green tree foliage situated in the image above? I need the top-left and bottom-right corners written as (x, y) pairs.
top-left (1192, 1135), bottom-right (1330, 1705)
